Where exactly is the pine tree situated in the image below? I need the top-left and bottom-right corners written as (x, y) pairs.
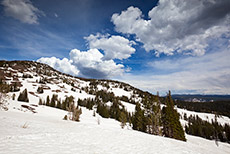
top-left (50, 94), bottom-right (58, 107)
top-left (38, 98), bottom-right (43, 105)
top-left (46, 95), bottom-right (50, 106)
top-left (37, 86), bottom-right (44, 94)
top-left (12, 93), bottom-right (16, 100)
top-left (119, 111), bottom-right (127, 129)
top-left (56, 99), bottom-right (62, 109)
top-left (109, 100), bottom-right (120, 120)
top-left (132, 103), bottom-right (146, 132)
top-left (62, 98), bottom-right (67, 110)
top-left (162, 91), bottom-right (186, 141)
top-left (17, 89), bottom-right (29, 102)
top-left (153, 92), bottom-right (162, 135)
top-left (62, 96), bottom-right (74, 110)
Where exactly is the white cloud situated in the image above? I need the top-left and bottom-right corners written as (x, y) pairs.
top-left (111, 0), bottom-right (230, 56)
top-left (118, 49), bottom-right (230, 95)
top-left (69, 49), bottom-right (124, 78)
top-left (37, 48), bottom-right (125, 79)
top-left (85, 34), bottom-right (136, 60)
top-left (37, 57), bottom-right (79, 76)
top-left (2, 0), bottom-right (44, 24)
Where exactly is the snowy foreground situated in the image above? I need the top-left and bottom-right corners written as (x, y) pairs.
top-left (1, 101), bottom-right (230, 154)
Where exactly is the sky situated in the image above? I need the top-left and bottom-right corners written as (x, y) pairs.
top-left (0, 0), bottom-right (230, 95)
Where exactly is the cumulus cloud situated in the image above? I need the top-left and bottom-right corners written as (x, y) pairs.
top-left (119, 49), bottom-right (230, 95)
top-left (111, 0), bottom-right (230, 56)
top-left (37, 49), bottom-right (125, 79)
top-left (69, 49), bottom-right (124, 78)
top-left (37, 57), bottom-right (79, 76)
top-left (85, 34), bottom-right (136, 60)
top-left (1, 0), bottom-right (44, 24)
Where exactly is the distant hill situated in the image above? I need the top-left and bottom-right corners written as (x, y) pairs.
top-left (173, 94), bottom-right (230, 118)
top-left (172, 94), bottom-right (230, 102)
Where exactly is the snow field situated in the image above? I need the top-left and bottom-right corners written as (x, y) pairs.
top-left (1, 102), bottom-right (230, 154)
top-left (1, 64), bottom-right (230, 153)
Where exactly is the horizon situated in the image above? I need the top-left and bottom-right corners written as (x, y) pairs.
top-left (0, 0), bottom-right (229, 95)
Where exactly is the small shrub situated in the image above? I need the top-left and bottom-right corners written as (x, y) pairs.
top-left (37, 87), bottom-right (44, 94)
top-left (23, 73), bottom-right (32, 78)
top-left (63, 115), bottom-right (68, 120)
top-left (38, 98), bottom-right (43, 105)
top-left (67, 100), bottom-right (82, 122)
top-left (12, 93), bottom-right (16, 100)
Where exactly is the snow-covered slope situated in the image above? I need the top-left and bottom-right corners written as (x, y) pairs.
top-left (1, 100), bottom-right (230, 154)
top-left (1, 60), bottom-right (230, 153)
top-left (177, 107), bottom-right (230, 126)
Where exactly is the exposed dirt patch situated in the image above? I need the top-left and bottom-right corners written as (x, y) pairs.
top-left (52, 89), bottom-right (61, 93)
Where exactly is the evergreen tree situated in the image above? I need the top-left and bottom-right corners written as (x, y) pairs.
top-left (132, 103), bottom-right (146, 132)
top-left (62, 95), bottom-right (74, 110)
top-left (56, 99), bottom-right (62, 109)
top-left (185, 114), bottom-right (230, 143)
top-left (50, 94), bottom-right (58, 107)
top-left (119, 111), bottom-right (127, 129)
top-left (96, 103), bottom-right (110, 118)
top-left (12, 93), bottom-right (16, 100)
top-left (153, 92), bottom-right (162, 135)
top-left (46, 95), bottom-right (50, 106)
top-left (162, 91), bottom-right (186, 141)
top-left (224, 124), bottom-right (230, 142)
top-left (109, 100), bottom-right (121, 120)
top-left (62, 98), bottom-right (67, 110)
top-left (17, 89), bottom-right (29, 102)
top-left (39, 98), bottom-right (43, 105)
top-left (37, 86), bottom-right (44, 94)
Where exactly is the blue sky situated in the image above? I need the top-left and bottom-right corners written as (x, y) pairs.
top-left (0, 0), bottom-right (230, 95)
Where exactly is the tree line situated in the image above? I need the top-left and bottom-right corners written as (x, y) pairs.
top-left (14, 87), bottom-right (186, 141)
top-left (175, 99), bottom-right (230, 118)
top-left (77, 90), bottom-right (186, 141)
top-left (185, 114), bottom-right (230, 143)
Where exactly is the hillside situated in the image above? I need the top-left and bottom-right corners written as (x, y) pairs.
top-left (1, 100), bottom-right (230, 154)
top-left (0, 60), bottom-right (230, 153)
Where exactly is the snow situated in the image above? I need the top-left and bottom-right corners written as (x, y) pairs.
top-left (97, 84), bottom-right (106, 91)
top-left (1, 65), bottom-right (230, 153)
top-left (1, 100), bottom-right (230, 154)
top-left (13, 76), bottom-right (94, 106)
top-left (177, 107), bottom-right (230, 126)
top-left (120, 101), bottom-right (136, 113)
top-left (106, 101), bottom-right (113, 107)
top-left (109, 87), bottom-right (132, 98)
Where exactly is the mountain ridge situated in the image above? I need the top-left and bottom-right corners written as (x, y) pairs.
top-left (0, 60), bottom-right (153, 97)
